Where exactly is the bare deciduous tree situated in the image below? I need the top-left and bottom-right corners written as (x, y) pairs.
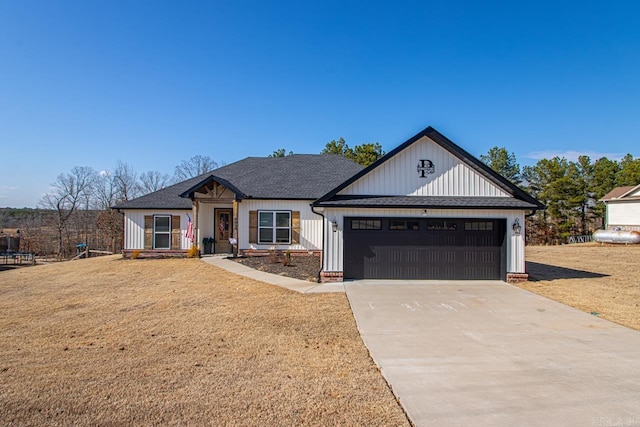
top-left (113, 161), bottom-right (141, 202)
top-left (173, 155), bottom-right (219, 181)
top-left (93, 171), bottom-right (119, 210)
top-left (96, 209), bottom-right (123, 253)
top-left (139, 170), bottom-right (171, 195)
top-left (39, 166), bottom-right (96, 259)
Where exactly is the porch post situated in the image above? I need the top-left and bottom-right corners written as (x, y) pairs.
top-left (232, 199), bottom-right (239, 257)
top-left (194, 199), bottom-right (199, 248)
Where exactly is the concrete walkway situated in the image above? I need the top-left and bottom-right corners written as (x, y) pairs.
top-left (345, 280), bottom-right (640, 427)
top-left (201, 255), bottom-right (344, 294)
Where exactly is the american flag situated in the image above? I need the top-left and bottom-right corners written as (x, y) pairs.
top-left (185, 214), bottom-right (194, 243)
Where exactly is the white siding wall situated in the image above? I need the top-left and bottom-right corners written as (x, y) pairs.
top-left (322, 208), bottom-right (525, 274)
top-left (123, 210), bottom-right (194, 250)
top-left (608, 201), bottom-right (640, 229)
top-left (339, 136), bottom-right (509, 197)
top-left (238, 200), bottom-right (322, 251)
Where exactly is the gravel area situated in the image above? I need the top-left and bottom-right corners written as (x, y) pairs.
top-left (233, 254), bottom-right (321, 282)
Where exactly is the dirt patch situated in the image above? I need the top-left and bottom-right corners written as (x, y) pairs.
top-left (233, 255), bottom-right (321, 282)
top-left (521, 243), bottom-right (640, 330)
top-left (0, 256), bottom-right (408, 426)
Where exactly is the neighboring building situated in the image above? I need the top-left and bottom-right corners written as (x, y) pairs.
top-left (114, 126), bottom-right (544, 282)
top-left (600, 184), bottom-right (640, 231)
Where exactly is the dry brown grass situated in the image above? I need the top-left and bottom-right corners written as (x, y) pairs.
top-left (521, 243), bottom-right (640, 330)
top-left (0, 256), bottom-right (408, 426)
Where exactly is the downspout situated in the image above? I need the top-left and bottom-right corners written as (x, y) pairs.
top-left (310, 204), bottom-right (325, 283)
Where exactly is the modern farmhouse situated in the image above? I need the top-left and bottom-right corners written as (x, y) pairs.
top-left (114, 126), bottom-right (544, 282)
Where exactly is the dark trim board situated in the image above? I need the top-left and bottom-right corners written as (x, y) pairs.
top-left (343, 217), bottom-right (507, 281)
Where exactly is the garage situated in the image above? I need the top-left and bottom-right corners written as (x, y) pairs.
top-left (343, 217), bottom-right (506, 280)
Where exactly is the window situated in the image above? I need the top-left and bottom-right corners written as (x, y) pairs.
top-left (389, 220), bottom-right (420, 231)
top-left (464, 220), bottom-right (494, 231)
top-left (154, 215), bottom-right (171, 249)
top-left (426, 220), bottom-right (457, 231)
top-left (258, 211), bottom-right (291, 244)
top-left (351, 219), bottom-right (382, 230)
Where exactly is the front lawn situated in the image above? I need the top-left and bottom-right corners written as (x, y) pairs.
top-left (521, 243), bottom-right (640, 330)
top-left (0, 256), bottom-right (408, 426)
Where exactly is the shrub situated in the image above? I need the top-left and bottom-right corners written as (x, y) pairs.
top-left (282, 250), bottom-right (292, 267)
top-left (187, 246), bottom-right (200, 258)
top-left (268, 246), bottom-right (278, 264)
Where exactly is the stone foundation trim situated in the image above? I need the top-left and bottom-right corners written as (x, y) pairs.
top-left (320, 271), bottom-right (344, 283)
top-left (506, 273), bottom-right (529, 283)
top-left (239, 249), bottom-right (321, 257)
top-left (123, 249), bottom-right (188, 259)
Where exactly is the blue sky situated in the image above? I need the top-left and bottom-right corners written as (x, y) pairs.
top-left (1, 1), bottom-right (639, 207)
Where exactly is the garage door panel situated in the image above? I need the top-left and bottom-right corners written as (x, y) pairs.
top-left (343, 218), bottom-right (505, 280)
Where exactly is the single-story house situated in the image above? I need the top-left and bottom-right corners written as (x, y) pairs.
top-left (600, 184), bottom-right (640, 231)
top-left (114, 126), bottom-right (544, 282)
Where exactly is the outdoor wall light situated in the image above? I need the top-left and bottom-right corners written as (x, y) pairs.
top-left (331, 219), bottom-right (338, 233)
top-left (512, 218), bottom-right (522, 235)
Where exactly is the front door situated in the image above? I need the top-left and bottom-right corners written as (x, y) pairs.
top-left (215, 209), bottom-right (233, 254)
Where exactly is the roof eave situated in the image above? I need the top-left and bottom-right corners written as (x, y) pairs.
top-left (618, 183), bottom-right (640, 199)
top-left (315, 203), bottom-right (539, 210)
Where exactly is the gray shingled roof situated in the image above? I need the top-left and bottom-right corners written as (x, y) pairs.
top-left (113, 155), bottom-right (364, 209)
top-left (315, 195), bottom-right (539, 209)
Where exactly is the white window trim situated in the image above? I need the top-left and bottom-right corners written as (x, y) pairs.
top-left (154, 215), bottom-right (171, 249)
top-left (258, 210), bottom-right (291, 245)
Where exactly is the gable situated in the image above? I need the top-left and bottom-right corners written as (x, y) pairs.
top-left (315, 126), bottom-right (544, 210)
top-left (338, 135), bottom-right (508, 197)
top-left (628, 186), bottom-right (640, 198)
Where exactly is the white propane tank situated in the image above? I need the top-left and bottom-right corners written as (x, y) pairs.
top-left (593, 229), bottom-right (640, 244)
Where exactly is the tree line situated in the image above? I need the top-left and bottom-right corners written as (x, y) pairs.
top-left (480, 147), bottom-right (640, 243)
top-left (5, 138), bottom-right (637, 259)
top-left (1, 156), bottom-right (223, 259)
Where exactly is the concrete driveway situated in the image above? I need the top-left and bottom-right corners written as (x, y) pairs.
top-left (345, 280), bottom-right (640, 427)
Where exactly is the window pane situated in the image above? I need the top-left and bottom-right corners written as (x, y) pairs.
top-left (259, 212), bottom-right (273, 227)
top-left (352, 219), bottom-right (381, 230)
top-left (155, 216), bottom-right (170, 232)
top-left (155, 234), bottom-right (170, 249)
top-left (351, 219), bottom-right (382, 230)
top-left (465, 221), bottom-right (492, 231)
top-left (427, 220), bottom-right (443, 230)
top-left (259, 228), bottom-right (273, 243)
top-left (407, 221), bottom-right (420, 230)
top-left (276, 212), bottom-right (290, 227)
top-left (275, 228), bottom-right (290, 243)
top-left (389, 220), bottom-right (406, 230)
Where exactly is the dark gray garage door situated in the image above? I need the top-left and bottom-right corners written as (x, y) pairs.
top-left (343, 217), bottom-right (506, 280)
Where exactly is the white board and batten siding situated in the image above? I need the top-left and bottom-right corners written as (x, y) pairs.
top-left (339, 136), bottom-right (509, 198)
top-left (322, 208), bottom-right (526, 274)
top-left (237, 200), bottom-right (322, 251)
top-left (124, 210), bottom-right (194, 250)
